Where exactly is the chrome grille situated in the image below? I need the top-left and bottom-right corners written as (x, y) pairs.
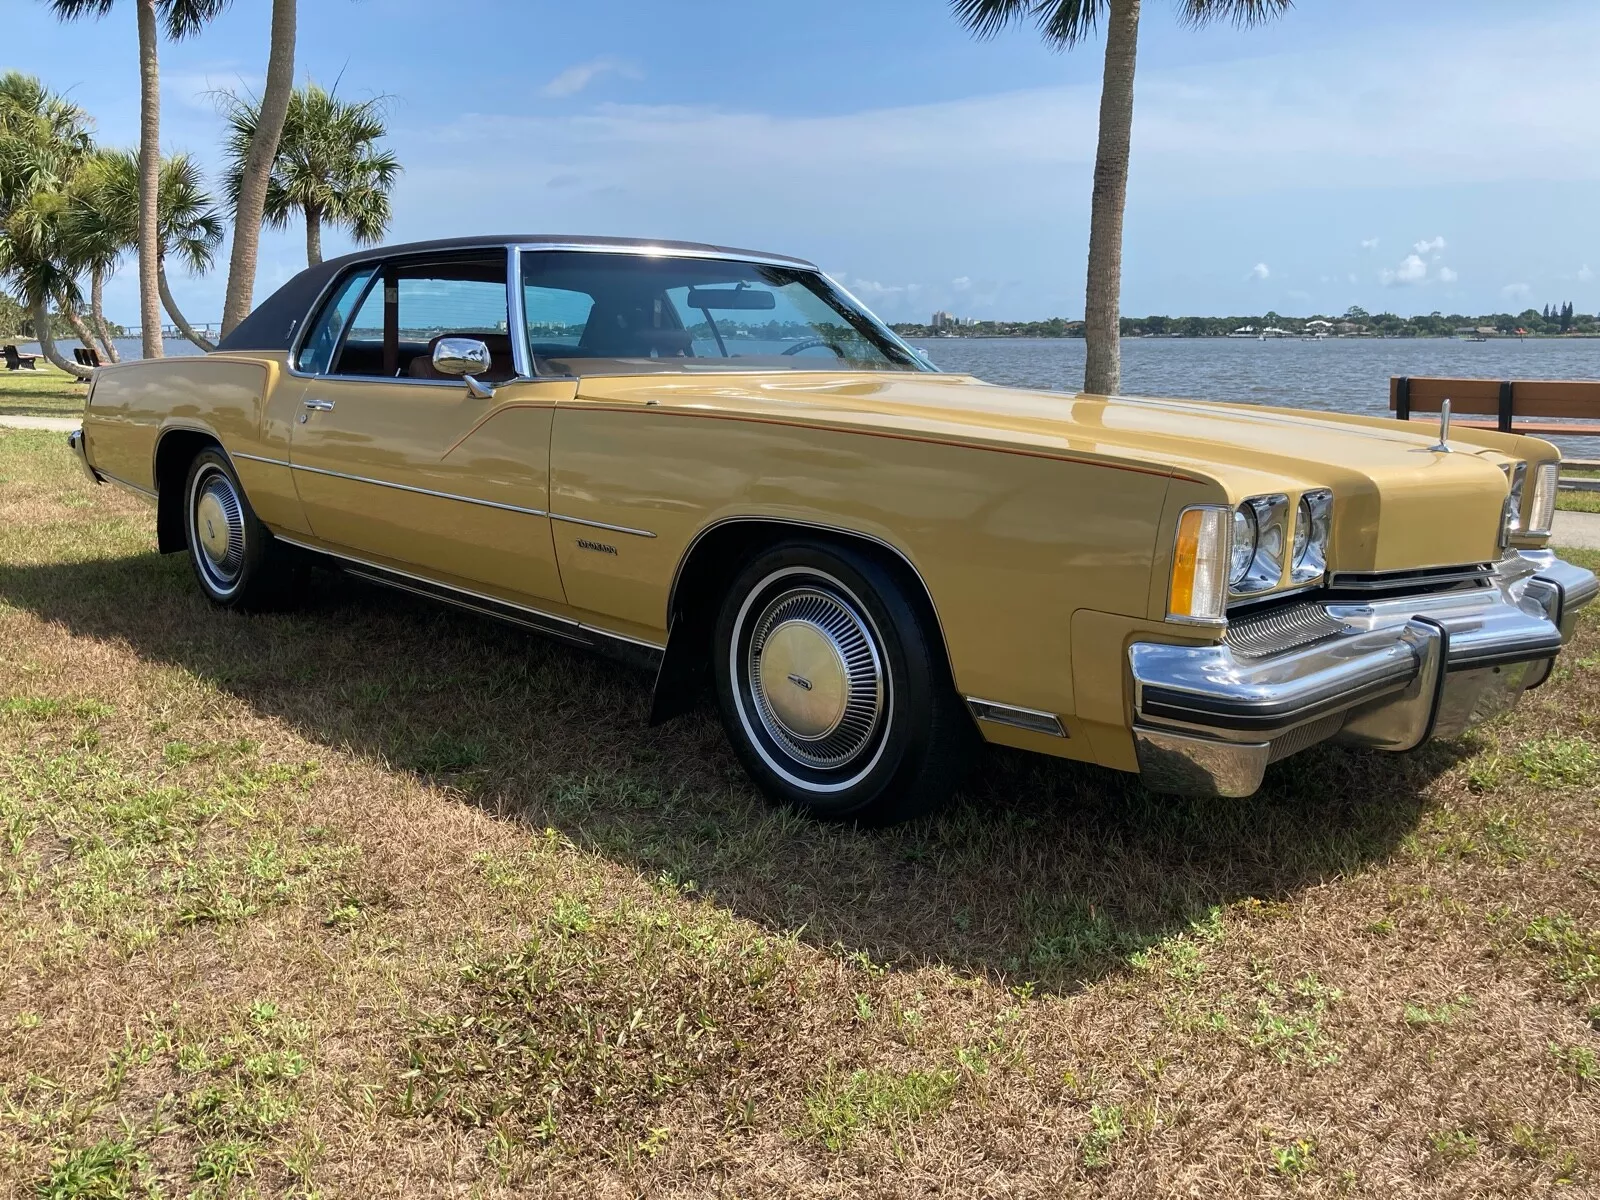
top-left (1225, 603), bottom-right (1346, 659)
top-left (1327, 563), bottom-right (1494, 593)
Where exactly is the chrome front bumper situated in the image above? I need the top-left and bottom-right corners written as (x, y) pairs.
top-left (1129, 551), bottom-right (1598, 796)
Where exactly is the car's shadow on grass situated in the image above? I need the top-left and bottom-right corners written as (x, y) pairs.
top-left (0, 550), bottom-right (1460, 994)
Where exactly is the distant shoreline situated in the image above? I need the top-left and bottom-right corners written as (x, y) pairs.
top-left (901, 333), bottom-right (1600, 341)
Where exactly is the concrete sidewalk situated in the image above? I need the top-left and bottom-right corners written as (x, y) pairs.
top-left (0, 415), bottom-right (80, 432)
top-left (1553, 508), bottom-right (1600, 551)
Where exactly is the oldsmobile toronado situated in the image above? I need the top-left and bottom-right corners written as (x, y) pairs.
top-left (69, 235), bottom-right (1597, 823)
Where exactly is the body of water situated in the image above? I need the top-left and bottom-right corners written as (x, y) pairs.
top-left (908, 335), bottom-right (1600, 457)
top-left (25, 332), bottom-right (1600, 453)
top-left (16, 337), bottom-right (206, 361)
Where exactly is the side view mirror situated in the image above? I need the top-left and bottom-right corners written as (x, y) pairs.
top-left (432, 337), bottom-right (495, 398)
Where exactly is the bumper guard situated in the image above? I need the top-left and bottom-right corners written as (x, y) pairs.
top-left (1130, 551), bottom-right (1597, 796)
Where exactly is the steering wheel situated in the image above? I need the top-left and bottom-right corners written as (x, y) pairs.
top-left (782, 337), bottom-right (848, 358)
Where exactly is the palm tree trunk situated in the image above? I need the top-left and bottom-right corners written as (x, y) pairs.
top-left (30, 299), bottom-right (92, 380)
top-left (90, 268), bottom-right (121, 363)
top-left (1082, 0), bottom-right (1140, 397)
top-left (64, 306), bottom-right (98, 354)
top-left (304, 204), bottom-right (322, 266)
top-left (159, 262), bottom-right (217, 352)
top-left (221, 0), bottom-right (297, 336)
top-left (135, 0), bottom-right (164, 360)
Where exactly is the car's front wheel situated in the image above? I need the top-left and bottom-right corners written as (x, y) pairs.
top-left (713, 541), bottom-right (974, 825)
top-left (183, 448), bottom-right (283, 610)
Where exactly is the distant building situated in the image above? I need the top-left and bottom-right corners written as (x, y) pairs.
top-left (1305, 319), bottom-right (1334, 332)
top-left (931, 310), bottom-right (962, 331)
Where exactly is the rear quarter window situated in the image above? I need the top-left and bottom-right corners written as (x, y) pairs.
top-left (295, 268), bottom-right (376, 374)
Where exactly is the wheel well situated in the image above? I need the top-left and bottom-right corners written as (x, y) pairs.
top-left (649, 519), bottom-right (955, 725)
top-left (152, 430), bottom-right (221, 554)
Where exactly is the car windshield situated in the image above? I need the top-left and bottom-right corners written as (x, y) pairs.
top-left (520, 251), bottom-right (930, 376)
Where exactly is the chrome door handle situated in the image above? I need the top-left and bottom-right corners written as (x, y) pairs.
top-left (303, 398), bottom-right (335, 411)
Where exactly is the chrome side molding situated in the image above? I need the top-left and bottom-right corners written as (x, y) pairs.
top-left (966, 698), bottom-right (1066, 738)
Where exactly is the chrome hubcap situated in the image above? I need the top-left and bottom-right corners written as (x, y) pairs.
top-left (748, 586), bottom-right (884, 770)
top-left (190, 468), bottom-right (245, 591)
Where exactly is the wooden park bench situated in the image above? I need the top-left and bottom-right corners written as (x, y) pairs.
top-left (1391, 376), bottom-right (1600, 438)
top-left (73, 346), bottom-right (102, 369)
top-left (2, 345), bottom-right (38, 371)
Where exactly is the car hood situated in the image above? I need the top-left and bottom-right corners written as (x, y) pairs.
top-left (574, 371), bottom-right (1531, 571)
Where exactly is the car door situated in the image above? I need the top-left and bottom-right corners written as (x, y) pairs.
top-left (287, 250), bottom-right (574, 608)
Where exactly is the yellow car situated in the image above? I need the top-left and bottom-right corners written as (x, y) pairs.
top-left (70, 236), bottom-right (1597, 823)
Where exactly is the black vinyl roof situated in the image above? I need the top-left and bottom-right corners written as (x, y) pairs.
top-left (216, 235), bottom-right (818, 353)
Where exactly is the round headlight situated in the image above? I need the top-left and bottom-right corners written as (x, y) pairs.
top-left (1293, 496), bottom-right (1313, 567)
top-left (1231, 505), bottom-right (1257, 585)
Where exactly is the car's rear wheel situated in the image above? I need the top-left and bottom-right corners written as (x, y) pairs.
top-left (713, 540), bottom-right (974, 825)
top-left (183, 448), bottom-right (283, 610)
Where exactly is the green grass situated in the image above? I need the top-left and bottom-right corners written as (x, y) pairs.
top-left (0, 362), bottom-right (86, 418)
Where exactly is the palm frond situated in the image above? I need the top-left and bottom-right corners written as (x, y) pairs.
top-left (1176, 0), bottom-right (1292, 29)
top-left (45, 0), bottom-right (118, 20)
top-left (951, 0), bottom-right (1107, 48)
top-left (159, 0), bottom-right (232, 41)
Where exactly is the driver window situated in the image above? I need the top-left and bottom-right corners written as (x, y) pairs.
top-left (330, 257), bottom-right (513, 380)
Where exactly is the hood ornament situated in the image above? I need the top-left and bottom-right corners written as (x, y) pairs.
top-left (1429, 398), bottom-right (1453, 453)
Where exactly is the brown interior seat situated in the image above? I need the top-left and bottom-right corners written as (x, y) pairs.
top-left (408, 332), bottom-right (516, 381)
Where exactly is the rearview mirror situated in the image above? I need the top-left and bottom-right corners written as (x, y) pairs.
top-left (432, 337), bottom-right (492, 377)
top-left (686, 288), bottom-right (777, 311)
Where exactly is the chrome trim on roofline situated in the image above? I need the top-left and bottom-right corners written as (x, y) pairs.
top-left (506, 240), bottom-right (817, 270)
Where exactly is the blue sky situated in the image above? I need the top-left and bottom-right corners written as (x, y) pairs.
top-left (12, 0), bottom-right (1600, 324)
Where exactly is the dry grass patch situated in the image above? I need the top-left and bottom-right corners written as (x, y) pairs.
top-left (2, 424), bottom-right (1600, 1195)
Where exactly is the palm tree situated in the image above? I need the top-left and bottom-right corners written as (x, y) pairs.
top-left (220, 81), bottom-right (398, 267)
top-left (63, 149), bottom-right (223, 353)
top-left (0, 71), bottom-right (95, 378)
top-left (44, 0), bottom-right (229, 360)
top-left (220, 0), bottom-right (296, 337)
top-left (60, 149), bottom-right (127, 360)
top-left (952, 0), bottom-right (1291, 396)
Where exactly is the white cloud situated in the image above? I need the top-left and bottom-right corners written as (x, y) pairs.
top-left (1414, 236), bottom-right (1447, 256)
top-left (367, 8), bottom-right (1600, 322)
top-left (952, 276), bottom-right (972, 290)
top-left (542, 57), bottom-right (640, 99)
top-left (1438, 267), bottom-right (1459, 283)
top-left (1502, 282), bottom-right (1532, 300)
top-left (844, 278), bottom-right (920, 298)
top-left (1381, 254), bottom-right (1429, 285)
top-left (1581, 265), bottom-right (1596, 283)
top-left (1250, 262), bottom-right (1270, 280)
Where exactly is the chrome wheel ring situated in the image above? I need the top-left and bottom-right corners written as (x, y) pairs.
top-left (731, 567), bottom-right (891, 792)
top-left (189, 464), bottom-right (246, 596)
